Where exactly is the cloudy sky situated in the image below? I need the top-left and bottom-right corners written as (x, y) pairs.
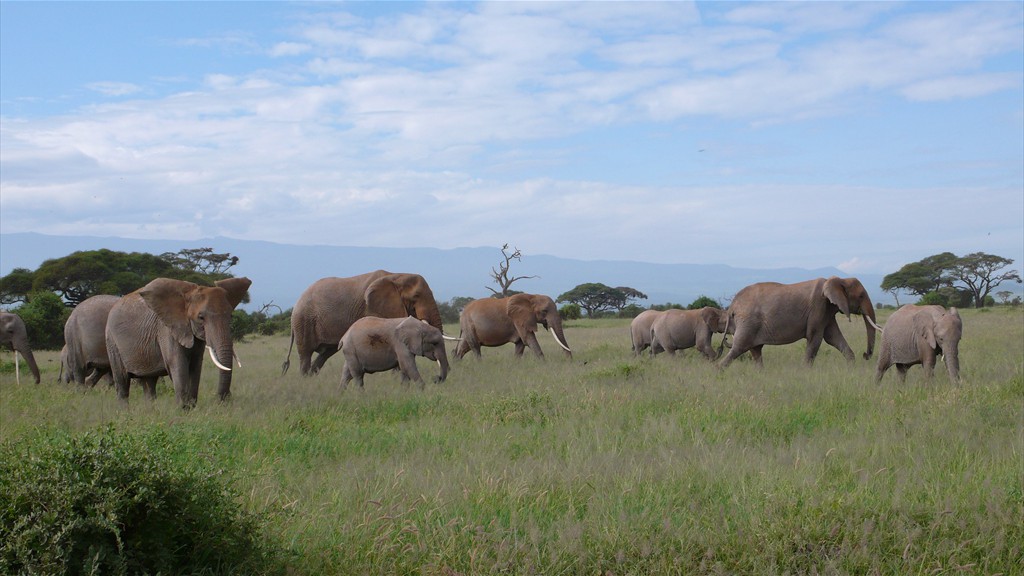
top-left (2, 1), bottom-right (1021, 274)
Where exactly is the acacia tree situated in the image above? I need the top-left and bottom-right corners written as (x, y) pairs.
top-left (881, 251), bottom-right (1020, 308)
top-left (1, 248), bottom-right (240, 307)
top-left (880, 252), bottom-right (957, 299)
top-left (948, 253), bottom-right (1022, 309)
top-left (556, 283), bottom-right (648, 318)
top-left (487, 244), bottom-right (537, 297)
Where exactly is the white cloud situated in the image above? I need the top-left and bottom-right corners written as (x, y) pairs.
top-left (269, 42), bottom-right (310, 57)
top-left (86, 82), bottom-right (142, 96)
top-left (1, 2), bottom-right (1021, 274)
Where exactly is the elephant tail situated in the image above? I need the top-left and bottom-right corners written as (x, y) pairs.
top-left (717, 311), bottom-right (732, 358)
top-left (281, 331), bottom-right (295, 376)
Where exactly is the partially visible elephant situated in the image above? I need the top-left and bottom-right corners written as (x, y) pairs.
top-left (339, 316), bottom-right (450, 390)
top-left (650, 307), bottom-right (728, 360)
top-left (718, 276), bottom-right (879, 368)
top-left (106, 277), bottom-right (251, 408)
top-left (0, 311), bottom-right (40, 384)
top-left (875, 304), bottom-right (962, 384)
top-left (283, 271), bottom-right (445, 376)
top-left (630, 310), bottom-right (664, 356)
top-left (454, 293), bottom-right (572, 359)
top-left (63, 294), bottom-right (119, 387)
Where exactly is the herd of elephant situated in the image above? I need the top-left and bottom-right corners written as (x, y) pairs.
top-left (1, 270), bottom-right (963, 409)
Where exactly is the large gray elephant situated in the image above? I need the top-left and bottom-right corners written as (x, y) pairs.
top-left (63, 294), bottom-right (119, 387)
top-left (630, 309), bottom-right (664, 356)
top-left (875, 304), bottom-right (962, 384)
top-left (718, 276), bottom-right (879, 368)
top-left (0, 311), bottom-right (40, 384)
top-left (106, 277), bottom-right (251, 408)
top-left (454, 293), bottom-right (572, 359)
top-left (650, 307), bottom-right (728, 360)
top-left (283, 271), bottom-right (446, 376)
top-left (339, 316), bottom-right (450, 390)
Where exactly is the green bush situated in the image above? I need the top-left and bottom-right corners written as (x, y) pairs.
top-left (559, 303), bottom-right (581, 320)
top-left (0, 426), bottom-right (281, 576)
top-left (14, 290), bottom-right (70, 350)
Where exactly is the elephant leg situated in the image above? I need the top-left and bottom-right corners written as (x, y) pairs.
top-left (310, 345), bottom-right (338, 375)
top-left (141, 377), bottom-right (159, 400)
top-left (514, 340), bottom-right (526, 357)
top-left (896, 364), bottom-right (909, 383)
top-left (396, 352), bottom-right (424, 389)
top-left (108, 346), bottom-right (131, 403)
top-left (822, 320), bottom-right (855, 362)
top-left (522, 332), bottom-right (545, 358)
top-left (922, 354), bottom-right (936, 380)
top-left (750, 345), bottom-right (764, 368)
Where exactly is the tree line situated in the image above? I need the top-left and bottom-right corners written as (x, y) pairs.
top-left (1, 246), bottom-right (1019, 352)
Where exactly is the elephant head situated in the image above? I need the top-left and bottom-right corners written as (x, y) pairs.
top-left (507, 293), bottom-right (572, 357)
top-left (139, 277), bottom-right (251, 400)
top-left (917, 306), bottom-right (962, 382)
top-left (0, 311), bottom-right (41, 384)
top-left (366, 273), bottom-right (444, 332)
top-left (396, 317), bottom-right (450, 383)
top-left (822, 276), bottom-right (877, 359)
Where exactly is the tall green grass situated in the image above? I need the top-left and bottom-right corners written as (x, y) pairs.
top-left (1, 308), bottom-right (1021, 574)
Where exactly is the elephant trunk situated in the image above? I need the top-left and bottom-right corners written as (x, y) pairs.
top-left (208, 338), bottom-right (234, 401)
top-left (860, 299), bottom-right (877, 360)
top-left (17, 346), bottom-right (41, 385)
top-left (435, 343), bottom-right (450, 383)
top-left (943, 347), bottom-right (961, 384)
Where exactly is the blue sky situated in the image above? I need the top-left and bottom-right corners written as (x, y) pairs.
top-left (1, 1), bottom-right (1022, 275)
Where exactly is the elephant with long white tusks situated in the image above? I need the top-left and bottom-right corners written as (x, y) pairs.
top-left (0, 311), bottom-right (41, 384)
top-left (454, 293), bottom-right (572, 360)
top-left (339, 316), bottom-right (450, 390)
top-left (283, 271), bottom-right (449, 377)
top-left (875, 304), bottom-right (962, 384)
top-left (718, 276), bottom-right (878, 369)
top-left (105, 277), bottom-right (252, 408)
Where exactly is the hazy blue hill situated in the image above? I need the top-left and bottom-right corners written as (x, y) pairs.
top-left (0, 232), bottom-right (888, 311)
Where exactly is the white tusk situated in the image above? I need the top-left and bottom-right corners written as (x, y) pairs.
top-left (443, 334), bottom-right (461, 341)
top-left (14, 351), bottom-right (20, 385)
top-left (207, 346), bottom-right (232, 371)
top-left (549, 327), bottom-right (572, 353)
top-left (866, 316), bottom-right (884, 333)
top-left (234, 352), bottom-right (243, 368)
top-left (436, 359), bottom-right (442, 368)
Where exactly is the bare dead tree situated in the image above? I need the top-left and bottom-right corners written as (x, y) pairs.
top-left (487, 244), bottom-right (538, 297)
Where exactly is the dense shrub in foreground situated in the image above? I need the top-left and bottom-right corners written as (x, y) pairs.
top-left (0, 426), bottom-right (281, 576)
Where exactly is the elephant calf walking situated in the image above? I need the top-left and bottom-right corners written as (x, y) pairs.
top-left (875, 304), bottom-right (962, 384)
top-left (650, 307), bottom-right (728, 360)
top-left (339, 316), bottom-right (449, 390)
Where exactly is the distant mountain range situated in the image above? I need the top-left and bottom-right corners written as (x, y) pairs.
top-left (0, 232), bottom-right (891, 311)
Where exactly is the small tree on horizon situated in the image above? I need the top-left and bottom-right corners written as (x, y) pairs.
top-left (487, 244), bottom-right (537, 297)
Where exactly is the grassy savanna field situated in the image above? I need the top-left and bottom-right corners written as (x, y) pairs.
top-left (2, 307), bottom-right (1022, 574)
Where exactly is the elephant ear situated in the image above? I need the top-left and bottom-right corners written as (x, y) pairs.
top-left (506, 294), bottom-right (538, 333)
top-left (822, 277), bottom-right (851, 317)
top-left (215, 277), bottom-right (253, 309)
top-left (915, 313), bottom-right (937, 350)
top-left (365, 277), bottom-right (408, 318)
top-left (700, 307), bottom-right (720, 331)
top-left (139, 278), bottom-right (197, 348)
top-left (397, 318), bottom-right (424, 355)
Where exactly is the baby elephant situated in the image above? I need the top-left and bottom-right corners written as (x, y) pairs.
top-left (339, 316), bottom-right (450, 390)
top-left (650, 307), bottom-right (729, 360)
top-left (875, 304), bottom-right (962, 384)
